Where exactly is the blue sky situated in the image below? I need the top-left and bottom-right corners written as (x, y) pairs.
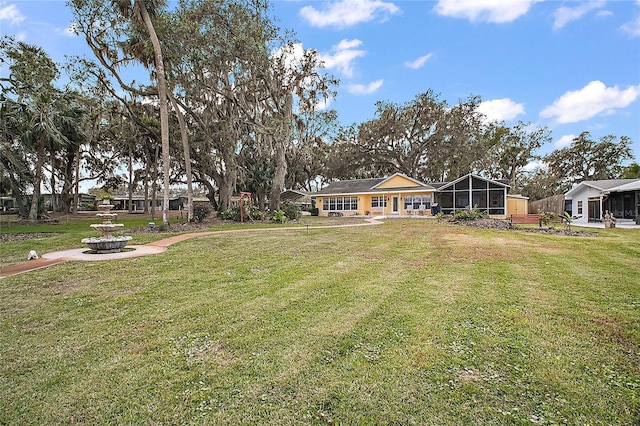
top-left (2, 0), bottom-right (640, 163)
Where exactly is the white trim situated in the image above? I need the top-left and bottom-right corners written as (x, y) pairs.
top-left (391, 196), bottom-right (400, 214)
top-left (316, 189), bottom-right (435, 197)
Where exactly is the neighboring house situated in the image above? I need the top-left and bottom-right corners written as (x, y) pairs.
top-left (313, 173), bottom-right (527, 219)
top-left (1, 196), bottom-right (17, 213)
top-left (108, 195), bottom-right (210, 212)
top-left (280, 189), bottom-right (313, 211)
top-left (565, 179), bottom-right (640, 224)
top-left (33, 193), bottom-right (95, 211)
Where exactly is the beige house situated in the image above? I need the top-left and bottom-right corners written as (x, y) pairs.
top-left (313, 173), bottom-right (528, 219)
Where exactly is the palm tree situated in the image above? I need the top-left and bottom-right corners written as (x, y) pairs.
top-left (0, 96), bottom-right (32, 217)
top-left (22, 90), bottom-right (82, 221)
top-left (114, 0), bottom-right (171, 225)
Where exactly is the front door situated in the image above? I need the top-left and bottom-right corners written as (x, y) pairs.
top-left (392, 196), bottom-right (399, 214)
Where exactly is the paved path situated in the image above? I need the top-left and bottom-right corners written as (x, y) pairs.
top-left (0, 219), bottom-right (382, 279)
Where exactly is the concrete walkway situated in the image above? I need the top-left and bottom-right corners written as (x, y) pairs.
top-left (0, 218), bottom-right (383, 279)
top-left (572, 220), bottom-right (640, 229)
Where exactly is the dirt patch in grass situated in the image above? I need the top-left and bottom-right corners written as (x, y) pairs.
top-left (450, 218), bottom-right (598, 237)
top-left (457, 367), bottom-right (483, 383)
top-left (436, 232), bottom-right (522, 261)
top-left (127, 216), bottom-right (368, 234)
top-left (0, 232), bottom-right (60, 242)
top-left (188, 339), bottom-right (236, 366)
top-left (594, 316), bottom-right (639, 364)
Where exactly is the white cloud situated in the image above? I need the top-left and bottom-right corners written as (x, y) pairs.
top-left (404, 53), bottom-right (433, 70)
top-left (621, 15), bottom-right (640, 37)
top-left (314, 97), bottom-right (333, 111)
top-left (300, 0), bottom-right (400, 28)
top-left (553, 0), bottom-right (606, 30)
top-left (62, 22), bottom-right (79, 37)
top-left (540, 81), bottom-right (640, 123)
top-left (0, 2), bottom-right (25, 25)
top-left (477, 98), bottom-right (525, 122)
top-left (319, 39), bottom-right (366, 78)
top-left (347, 80), bottom-right (384, 95)
top-left (432, 0), bottom-right (541, 23)
top-left (523, 160), bottom-right (545, 172)
top-left (554, 134), bottom-right (576, 148)
top-left (14, 31), bottom-right (26, 41)
top-left (272, 43), bottom-right (305, 68)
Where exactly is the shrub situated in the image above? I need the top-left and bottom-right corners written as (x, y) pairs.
top-left (453, 206), bottom-right (488, 221)
top-left (271, 209), bottom-right (287, 223)
top-left (219, 207), bottom-right (241, 221)
top-left (192, 204), bottom-right (211, 223)
top-left (538, 211), bottom-right (556, 227)
top-left (248, 205), bottom-right (266, 221)
top-left (282, 201), bottom-right (301, 221)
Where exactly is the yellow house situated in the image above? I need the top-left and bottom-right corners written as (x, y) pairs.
top-left (314, 173), bottom-right (528, 219)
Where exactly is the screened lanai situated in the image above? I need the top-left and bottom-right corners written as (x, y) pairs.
top-left (435, 174), bottom-right (509, 217)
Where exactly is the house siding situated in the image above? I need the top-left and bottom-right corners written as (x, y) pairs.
top-left (375, 175), bottom-right (422, 189)
top-left (567, 186), bottom-right (601, 224)
top-left (316, 191), bottom-right (435, 217)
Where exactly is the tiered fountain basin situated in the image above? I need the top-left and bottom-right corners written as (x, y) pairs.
top-left (81, 200), bottom-right (132, 254)
top-left (82, 231), bottom-right (132, 253)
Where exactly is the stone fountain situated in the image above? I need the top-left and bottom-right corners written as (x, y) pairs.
top-left (81, 199), bottom-right (133, 253)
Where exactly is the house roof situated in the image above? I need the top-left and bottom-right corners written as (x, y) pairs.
top-left (314, 173), bottom-right (509, 197)
top-left (614, 179), bottom-right (640, 191)
top-left (314, 178), bottom-right (386, 196)
top-left (565, 179), bottom-right (640, 196)
top-left (435, 173), bottom-right (510, 191)
top-left (280, 189), bottom-right (313, 202)
top-left (315, 179), bottom-right (437, 196)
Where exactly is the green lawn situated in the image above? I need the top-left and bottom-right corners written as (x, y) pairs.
top-left (1, 219), bottom-right (638, 424)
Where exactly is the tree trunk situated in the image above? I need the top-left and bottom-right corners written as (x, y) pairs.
top-left (200, 179), bottom-right (218, 210)
top-left (168, 92), bottom-right (193, 221)
top-left (151, 145), bottom-right (159, 220)
top-left (143, 144), bottom-right (152, 214)
top-left (73, 148), bottom-right (80, 214)
top-left (50, 151), bottom-right (57, 212)
top-left (128, 145), bottom-right (133, 213)
top-left (269, 92), bottom-right (293, 211)
top-left (29, 140), bottom-right (45, 221)
top-left (138, 1), bottom-right (170, 225)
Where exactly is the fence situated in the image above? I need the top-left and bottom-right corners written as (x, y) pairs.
top-left (529, 194), bottom-right (566, 215)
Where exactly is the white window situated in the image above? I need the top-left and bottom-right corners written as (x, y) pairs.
top-left (324, 197), bottom-right (358, 211)
top-left (371, 196), bottom-right (387, 208)
top-left (404, 195), bottom-right (431, 210)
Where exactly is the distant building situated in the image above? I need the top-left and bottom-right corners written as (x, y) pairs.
top-left (565, 179), bottom-right (640, 224)
top-left (107, 195), bottom-right (210, 212)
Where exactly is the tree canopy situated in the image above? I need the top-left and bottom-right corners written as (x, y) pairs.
top-left (1, 1), bottom-right (637, 216)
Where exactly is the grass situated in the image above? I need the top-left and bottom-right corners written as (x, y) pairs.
top-left (1, 218), bottom-right (639, 424)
